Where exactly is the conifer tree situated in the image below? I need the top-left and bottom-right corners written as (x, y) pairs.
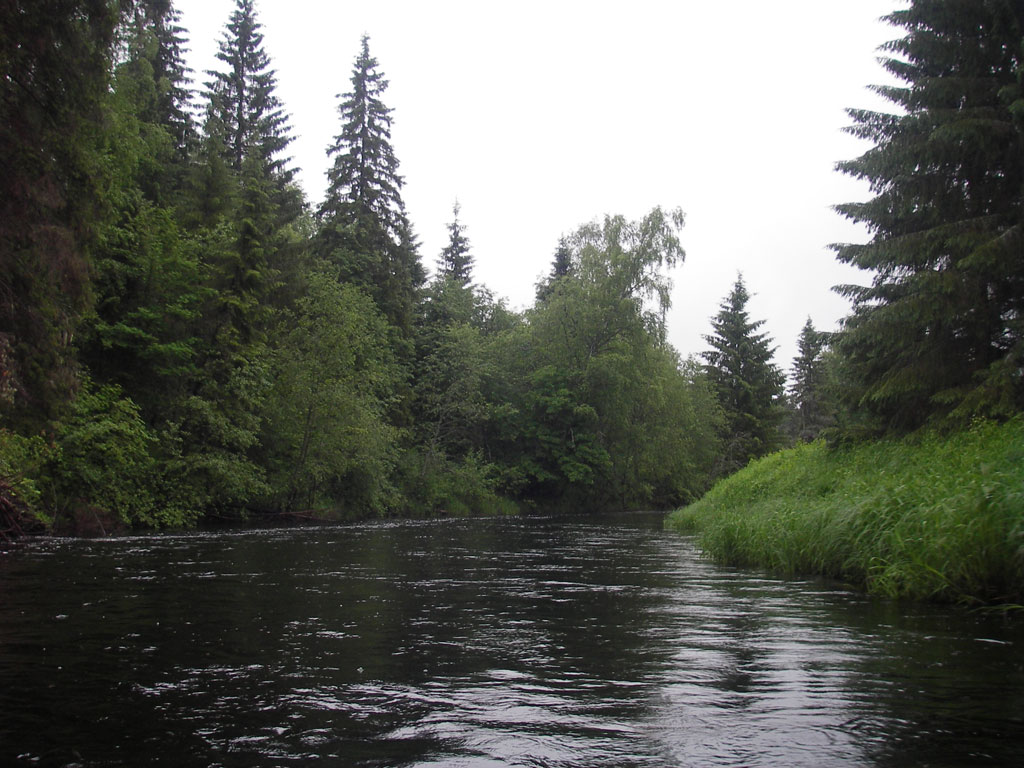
top-left (833, 0), bottom-right (1024, 430)
top-left (83, 2), bottom-right (205, 414)
top-left (205, 0), bottom-right (293, 182)
top-left (702, 275), bottom-right (784, 475)
top-left (550, 237), bottom-right (573, 280)
top-left (437, 202), bottom-right (474, 285)
top-left (199, 0), bottom-right (304, 343)
top-left (536, 237), bottom-right (573, 303)
top-left (317, 35), bottom-right (424, 335)
top-left (0, 0), bottom-right (119, 426)
top-left (121, 1), bottom-right (195, 178)
top-left (787, 318), bottom-right (832, 442)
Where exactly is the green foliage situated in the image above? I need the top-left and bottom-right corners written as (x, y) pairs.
top-left (832, 1), bottom-right (1024, 431)
top-left (84, 195), bottom-right (206, 413)
top-left (702, 275), bottom-right (785, 475)
top-left (165, 349), bottom-right (270, 514)
top-left (0, 0), bottom-right (119, 427)
top-left (415, 320), bottom-right (493, 457)
top-left (259, 272), bottom-right (401, 516)
top-left (46, 379), bottom-right (199, 529)
top-left (316, 35), bottom-right (424, 336)
top-left (0, 430), bottom-right (53, 524)
top-left (397, 449), bottom-right (518, 518)
top-left (503, 208), bottom-right (720, 510)
top-left (785, 318), bottom-right (834, 442)
top-left (667, 419), bottom-right (1024, 605)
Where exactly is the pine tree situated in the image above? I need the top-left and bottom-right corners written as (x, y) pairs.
top-left (787, 318), bottom-right (832, 442)
top-left (317, 35), bottom-right (424, 335)
top-left (701, 275), bottom-right (784, 475)
top-left (833, 0), bottom-right (1024, 430)
top-left (437, 201), bottom-right (474, 285)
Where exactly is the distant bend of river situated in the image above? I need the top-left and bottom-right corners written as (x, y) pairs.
top-left (1, 513), bottom-right (1023, 767)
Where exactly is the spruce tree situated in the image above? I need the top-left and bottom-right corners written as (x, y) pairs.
top-left (82, 1), bottom-right (204, 414)
top-left (437, 202), bottom-right (474, 285)
top-left (199, 0), bottom-right (304, 343)
top-left (536, 237), bottom-right (573, 303)
top-left (317, 35), bottom-right (424, 335)
top-left (205, 0), bottom-right (293, 182)
top-left (701, 275), bottom-right (784, 475)
top-left (787, 318), bottom-right (832, 442)
top-left (833, 0), bottom-right (1024, 430)
top-left (121, 1), bottom-right (195, 177)
top-left (0, 0), bottom-right (119, 426)
top-left (550, 237), bottom-right (573, 280)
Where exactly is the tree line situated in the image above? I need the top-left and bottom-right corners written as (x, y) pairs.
top-left (2, 0), bottom-right (1022, 535)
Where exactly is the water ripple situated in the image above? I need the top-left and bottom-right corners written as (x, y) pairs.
top-left (2, 515), bottom-right (1023, 766)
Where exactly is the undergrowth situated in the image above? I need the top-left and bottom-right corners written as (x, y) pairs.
top-left (666, 419), bottom-right (1024, 605)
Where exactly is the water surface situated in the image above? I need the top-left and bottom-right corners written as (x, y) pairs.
top-left (1, 514), bottom-right (1022, 766)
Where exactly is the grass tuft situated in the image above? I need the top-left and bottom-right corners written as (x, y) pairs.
top-left (666, 419), bottom-right (1024, 605)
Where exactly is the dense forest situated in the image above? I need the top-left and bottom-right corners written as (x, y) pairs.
top-left (665, 0), bottom-right (1024, 605)
top-left (2, 0), bottom-right (1023, 538)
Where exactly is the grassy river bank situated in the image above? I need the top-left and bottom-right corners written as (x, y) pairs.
top-left (666, 419), bottom-right (1024, 606)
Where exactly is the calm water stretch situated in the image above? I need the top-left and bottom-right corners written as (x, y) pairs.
top-left (1, 514), bottom-right (1022, 767)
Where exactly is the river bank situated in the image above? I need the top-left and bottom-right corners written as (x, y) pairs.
top-left (665, 419), bottom-right (1024, 606)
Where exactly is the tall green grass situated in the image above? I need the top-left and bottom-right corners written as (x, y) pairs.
top-left (666, 419), bottom-right (1024, 605)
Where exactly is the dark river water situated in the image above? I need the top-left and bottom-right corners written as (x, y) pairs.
top-left (1, 513), bottom-right (1023, 767)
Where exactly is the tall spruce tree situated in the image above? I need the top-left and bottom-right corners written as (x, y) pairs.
top-left (317, 35), bottom-right (424, 335)
top-left (833, 0), bottom-right (1024, 430)
top-left (702, 275), bottom-right (784, 475)
top-left (205, 0), bottom-right (293, 182)
top-left (200, 0), bottom-right (304, 343)
top-left (437, 201), bottom-right (474, 285)
top-left (787, 318), bottom-right (832, 442)
top-left (81, 0), bottom-right (204, 415)
top-left (162, 0), bottom-right (307, 515)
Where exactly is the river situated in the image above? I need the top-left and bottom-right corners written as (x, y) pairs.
top-left (1, 513), bottom-right (1022, 766)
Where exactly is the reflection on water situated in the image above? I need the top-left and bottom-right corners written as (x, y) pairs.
top-left (1, 514), bottom-right (1022, 766)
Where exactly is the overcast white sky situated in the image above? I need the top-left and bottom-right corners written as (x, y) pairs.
top-left (173, 0), bottom-right (901, 371)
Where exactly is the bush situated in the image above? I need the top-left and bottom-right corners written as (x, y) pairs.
top-left (46, 380), bottom-right (199, 530)
top-left (0, 429), bottom-right (53, 534)
top-left (397, 449), bottom-right (519, 517)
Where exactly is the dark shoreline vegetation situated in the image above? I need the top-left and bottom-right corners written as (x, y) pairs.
top-left (2, 2), bottom-right (1024, 605)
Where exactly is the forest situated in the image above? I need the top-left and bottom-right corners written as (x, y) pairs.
top-left (2, 0), bottom-right (1023, 540)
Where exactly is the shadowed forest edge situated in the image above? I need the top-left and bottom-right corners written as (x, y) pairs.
top-left (1, 2), bottom-right (1023, 605)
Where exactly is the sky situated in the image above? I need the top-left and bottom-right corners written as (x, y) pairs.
top-left (173, 0), bottom-right (902, 371)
